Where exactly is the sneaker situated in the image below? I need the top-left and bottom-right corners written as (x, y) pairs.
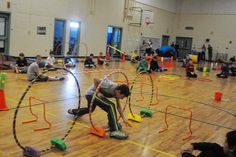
top-left (56, 76), bottom-right (65, 81)
top-left (68, 109), bottom-right (79, 115)
top-left (110, 130), bottom-right (128, 140)
top-left (59, 77), bottom-right (65, 81)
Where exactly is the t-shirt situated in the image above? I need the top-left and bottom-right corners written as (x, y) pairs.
top-left (45, 56), bottom-right (55, 66)
top-left (131, 52), bottom-right (138, 60)
top-left (84, 57), bottom-right (94, 65)
top-left (186, 63), bottom-right (195, 73)
top-left (137, 60), bottom-right (148, 70)
top-left (64, 56), bottom-right (72, 64)
top-left (192, 142), bottom-right (228, 157)
top-left (16, 58), bottom-right (28, 67)
top-left (27, 62), bottom-right (39, 81)
top-left (86, 79), bottom-right (118, 98)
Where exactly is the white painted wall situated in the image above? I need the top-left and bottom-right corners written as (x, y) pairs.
top-left (177, 0), bottom-right (236, 14)
top-left (173, 0), bottom-right (236, 58)
top-left (136, 0), bottom-right (177, 13)
top-left (0, 0), bottom-right (175, 57)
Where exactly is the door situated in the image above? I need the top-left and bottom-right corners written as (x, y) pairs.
top-left (161, 35), bottom-right (169, 46)
top-left (176, 37), bottom-right (193, 59)
top-left (53, 19), bottom-right (66, 56)
top-left (0, 13), bottom-right (10, 55)
top-left (69, 21), bottom-right (81, 56)
top-left (106, 26), bottom-right (122, 58)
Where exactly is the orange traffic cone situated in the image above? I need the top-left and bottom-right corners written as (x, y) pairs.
top-left (121, 54), bottom-right (126, 62)
top-left (106, 46), bottom-right (111, 61)
top-left (0, 89), bottom-right (8, 111)
top-left (166, 57), bottom-right (173, 68)
top-left (159, 57), bottom-right (164, 68)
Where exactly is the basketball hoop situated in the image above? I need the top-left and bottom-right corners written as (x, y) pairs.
top-left (144, 17), bottom-right (153, 26)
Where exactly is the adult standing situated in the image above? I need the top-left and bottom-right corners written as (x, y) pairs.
top-left (208, 44), bottom-right (213, 62)
top-left (201, 44), bottom-right (206, 61)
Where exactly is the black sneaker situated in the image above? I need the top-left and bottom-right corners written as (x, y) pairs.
top-left (59, 77), bottom-right (65, 81)
top-left (68, 109), bottom-right (79, 115)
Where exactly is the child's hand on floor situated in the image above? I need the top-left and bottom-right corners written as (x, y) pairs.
top-left (123, 119), bottom-right (132, 127)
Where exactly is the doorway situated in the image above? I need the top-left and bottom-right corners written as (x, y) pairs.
top-left (161, 35), bottom-right (169, 46)
top-left (69, 21), bottom-right (81, 56)
top-left (0, 13), bottom-right (10, 55)
top-left (106, 26), bottom-right (122, 58)
top-left (53, 19), bottom-right (66, 55)
top-left (176, 37), bottom-right (193, 59)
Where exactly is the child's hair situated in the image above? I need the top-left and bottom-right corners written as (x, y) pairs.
top-left (50, 51), bottom-right (54, 55)
top-left (67, 51), bottom-right (71, 55)
top-left (19, 53), bottom-right (25, 57)
top-left (35, 55), bottom-right (41, 59)
top-left (226, 130), bottom-right (236, 154)
top-left (116, 84), bottom-right (130, 97)
top-left (99, 52), bottom-right (103, 55)
top-left (90, 53), bottom-right (94, 57)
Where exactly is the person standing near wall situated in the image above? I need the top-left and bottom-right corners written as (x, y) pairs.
top-left (208, 44), bottom-right (213, 62)
top-left (201, 44), bottom-right (206, 61)
top-left (175, 42), bottom-right (180, 59)
top-left (145, 40), bottom-right (153, 56)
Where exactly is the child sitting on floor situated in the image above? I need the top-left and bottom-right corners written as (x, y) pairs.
top-left (64, 51), bottom-right (76, 68)
top-left (137, 58), bottom-right (150, 73)
top-left (130, 50), bottom-right (139, 63)
top-left (11, 52), bottom-right (28, 73)
top-left (97, 52), bottom-right (109, 66)
top-left (84, 53), bottom-right (96, 68)
top-left (45, 51), bottom-right (57, 71)
top-left (186, 59), bottom-right (197, 78)
top-left (181, 130), bottom-right (236, 157)
top-left (27, 55), bottom-right (64, 82)
top-left (150, 57), bottom-right (166, 72)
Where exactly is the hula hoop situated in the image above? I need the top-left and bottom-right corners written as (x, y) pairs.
top-left (89, 71), bottom-right (129, 130)
top-left (129, 71), bottom-right (154, 116)
top-left (12, 67), bottom-right (81, 154)
top-left (164, 73), bottom-right (182, 77)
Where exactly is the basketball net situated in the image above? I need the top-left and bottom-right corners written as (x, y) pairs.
top-left (144, 17), bottom-right (153, 28)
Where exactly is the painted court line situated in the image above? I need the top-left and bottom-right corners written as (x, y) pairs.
top-left (72, 121), bottom-right (176, 157)
top-left (126, 140), bottom-right (177, 157)
top-left (0, 150), bottom-right (10, 157)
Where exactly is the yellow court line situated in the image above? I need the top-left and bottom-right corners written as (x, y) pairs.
top-left (126, 140), bottom-right (177, 157)
top-left (33, 108), bottom-right (57, 118)
top-left (71, 121), bottom-right (176, 157)
top-left (0, 150), bottom-right (10, 157)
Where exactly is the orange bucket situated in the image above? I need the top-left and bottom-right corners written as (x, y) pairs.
top-left (215, 92), bottom-right (223, 101)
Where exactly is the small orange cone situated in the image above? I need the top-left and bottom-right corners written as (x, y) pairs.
top-left (121, 54), bottom-right (126, 62)
top-left (0, 89), bottom-right (8, 111)
top-left (90, 127), bottom-right (106, 137)
top-left (159, 57), bottom-right (164, 68)
top-left (106, 47), bottom-right (111, 61)
top-left (166, 57), bottom-right (173, 68)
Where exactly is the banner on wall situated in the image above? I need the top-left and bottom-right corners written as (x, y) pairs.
top-left (37, 26), bottom-right (46, 35)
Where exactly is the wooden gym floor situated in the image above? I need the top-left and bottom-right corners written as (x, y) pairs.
top-left (0, 61), bottom-right (236, 157)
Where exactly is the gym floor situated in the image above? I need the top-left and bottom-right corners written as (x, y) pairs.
top-left (0, 61), bottom-right (235, 157)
